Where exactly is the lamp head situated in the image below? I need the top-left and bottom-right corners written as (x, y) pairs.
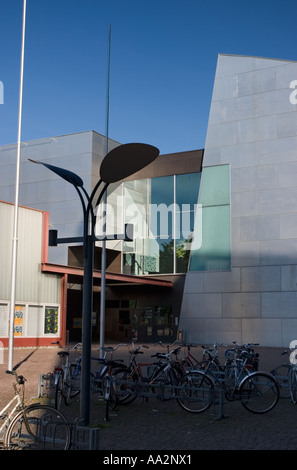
top-left (100, 143), bottom-right (159, 183)
top-left (29, 159), bottom-right (84, 187)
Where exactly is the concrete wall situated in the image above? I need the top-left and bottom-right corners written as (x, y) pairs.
top-left (0, 131), bottom-right (119, 264)
top-left (179, 54), bottom-right (297, 347)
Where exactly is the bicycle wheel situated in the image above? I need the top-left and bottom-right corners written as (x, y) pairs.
top-left (63, 364), bottom-right (80, 405)
top-left (239, 372), bottom-right (279, 414)
top-left (4, 404), bottom-right (71, 450)
top-left (224, 364), bottom-right (249, 401)
top-left (177, 371), bottom-right (214, 413)
top-left (290, 368), bottom-right (297, 404)
top-left (62, 370), bottom-right (72, 405)
top-left (54, 371), bottom-right (63, 410)
top-left (150, 364), bottom-right (179, 401)
top-left (69, 363), bottom-right (81, 398)
top-left (270, 364), bottom-right (290, 398)
top-left (110, 367), bottom-right (139, 405)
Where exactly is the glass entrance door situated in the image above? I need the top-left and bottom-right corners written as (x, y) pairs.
top-left (132, 306), bottom-right (174, 342)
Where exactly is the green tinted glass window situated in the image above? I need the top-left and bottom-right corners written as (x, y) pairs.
top-left (199, 165), bottom-right (230, 206)
top-left (189, 165), bottom-right (230, 271)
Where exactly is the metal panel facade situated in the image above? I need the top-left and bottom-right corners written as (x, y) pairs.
top-left (0, 202), bottom-right (60, 303)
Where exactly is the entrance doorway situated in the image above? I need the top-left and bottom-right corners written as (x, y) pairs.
top-left (66, 288), bottom-right (176, 343)
top-left (132, 305), bottom-right (174, 342)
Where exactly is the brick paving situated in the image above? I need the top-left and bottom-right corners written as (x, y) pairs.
top-left (0, 343), bottom-right (296, 450)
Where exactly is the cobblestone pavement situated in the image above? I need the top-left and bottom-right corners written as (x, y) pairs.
top-left (0, 343), bottom-right (296, 451)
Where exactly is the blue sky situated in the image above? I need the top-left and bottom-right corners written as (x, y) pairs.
top-left (1, 0), bottom-right (297, 155)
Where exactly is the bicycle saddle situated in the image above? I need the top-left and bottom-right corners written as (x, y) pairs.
top-left (57, 351), bottom-right (69, 356)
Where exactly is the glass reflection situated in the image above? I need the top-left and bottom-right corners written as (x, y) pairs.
top-left (122, 172), bottom-right (201, 275)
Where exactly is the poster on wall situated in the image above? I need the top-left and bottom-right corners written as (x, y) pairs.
top-left (44, 307), bottom-right (58, 334)
top-left (14, 306), bottom-right (24, 336)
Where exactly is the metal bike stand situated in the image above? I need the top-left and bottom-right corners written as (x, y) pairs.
top-left (71, 419), bottom-right (100, 450)
top-left (212, 370), bottom-right (229, 421)
top-left (213, 387), bottom-right (229, 421)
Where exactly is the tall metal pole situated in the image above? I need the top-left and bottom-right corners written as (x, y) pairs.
top-left (8, 0), bottom-right (27, 370)
top-left (80, 230), bottom-right (94, 424)
top-left (99, 24), bottom-right (111, 358)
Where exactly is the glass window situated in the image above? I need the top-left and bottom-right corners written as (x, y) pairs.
top-left (189, 165), bottom-right (231, 271)
top-left (158, 238), bottom-right (174, 274)
top-left (27, 305), bottom-right (43, 337)
top-left (150, 176), bottom-right (174, 239)
top-left (176, 173), bottom-right (201, 207)
top-left (124, 179), bottom-right (149, 239)
top-left (175, 173), bottom-right (201, 273)
top-left (122, 172), bottom-right (201, 275)
top-left (151, 176), bottom-right (174, 207)
top-left (198, 165), bottom-right (230, 206)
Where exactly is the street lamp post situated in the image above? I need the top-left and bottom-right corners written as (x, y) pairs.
top-left (30, 142), bottom-right (159, 424)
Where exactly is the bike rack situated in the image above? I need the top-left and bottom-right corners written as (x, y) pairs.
top-left (70, 420), bottom-right (100, 450)
top-left (38, 373), bottom-right (55, 399)
top-left (109, 376), bottom-right (187, 400)
top-left (37, 374), bottom-right (100, 449)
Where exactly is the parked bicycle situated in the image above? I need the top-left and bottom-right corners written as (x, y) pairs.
top-left (0, 369), bottom-right (70, 450)
top-left (51, 341), bottom-right (82, 409)
top-left (177, 343), bottom-right (279, 414)
top-left (270, 350), bottom-right (291, 399)
top-left (111, 343), bottom-right (183, 405)
top-left (157, 340), bottom-right (207, 373)
top-left (271, 348), bottom-right (297, 403)
top-left (90, 344), bottom-right (128, 396)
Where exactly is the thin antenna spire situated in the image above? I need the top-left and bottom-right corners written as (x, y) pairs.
top-left (99, 24), bottom-right (111, 357)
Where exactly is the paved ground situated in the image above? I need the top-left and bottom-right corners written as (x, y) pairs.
top-left (0, 343), bottom-right (296, 452)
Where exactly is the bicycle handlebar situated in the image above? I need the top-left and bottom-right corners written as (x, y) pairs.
top-left (51, 341), bottom-right (82, 351)
top-left (100, 343), bottom-right (128, 353)
top-left (151, 347), bottom-right (181, 360)
top-left (6, 369), bottom-right (26, 384)
top-left (129, 344), bottom-right (149, 355)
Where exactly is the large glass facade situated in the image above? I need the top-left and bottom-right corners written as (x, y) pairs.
top-left (122, 172), bottom-right (201, 275)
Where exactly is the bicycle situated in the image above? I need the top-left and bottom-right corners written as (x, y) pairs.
top-left (51, 341), bottom-right (82, 409)
top-left (225, 341), bottom-right (260, 371)
top-left (179, 342), bottom-right (211, 371)
top-left (177, 343), bottom-right (279, 414)
top-left (112, 343), bottom-right (183, 405)
top-left (154, 340), bottom-right (205, 373)
top-left (1, 369), bottom-right (70, 450)
top-left (66, 343), bottom-right (128, 399)
top-left (178, 341), bottom-right (228, 373)
top-left (90, 344), bottom-right (128, 395)
top-left (288, 348), bottom-right (297, 404)
top-left (271, 348), bottom-right (297, 403)
top-left (270, 351), bottom-right (291, 399)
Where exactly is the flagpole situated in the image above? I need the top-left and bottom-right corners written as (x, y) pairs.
top-left (99, 24), bottom-right (111, 358)
top-left (8, 0), bottom-right (27, 370)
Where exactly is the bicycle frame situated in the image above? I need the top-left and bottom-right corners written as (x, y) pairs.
top-left (0, 371), bottom-right (34, 442)
top-left (126, 345), bottom-right (178, 381)
top-left (0, 392), bottom-right (23, 440)
top-left (203, 349), bottom-right (257, 400)
top-left (127, 355), bottom-right (153, 381)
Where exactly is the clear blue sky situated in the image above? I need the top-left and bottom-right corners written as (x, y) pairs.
top-left (1, 0), bottom-right (297, 155)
